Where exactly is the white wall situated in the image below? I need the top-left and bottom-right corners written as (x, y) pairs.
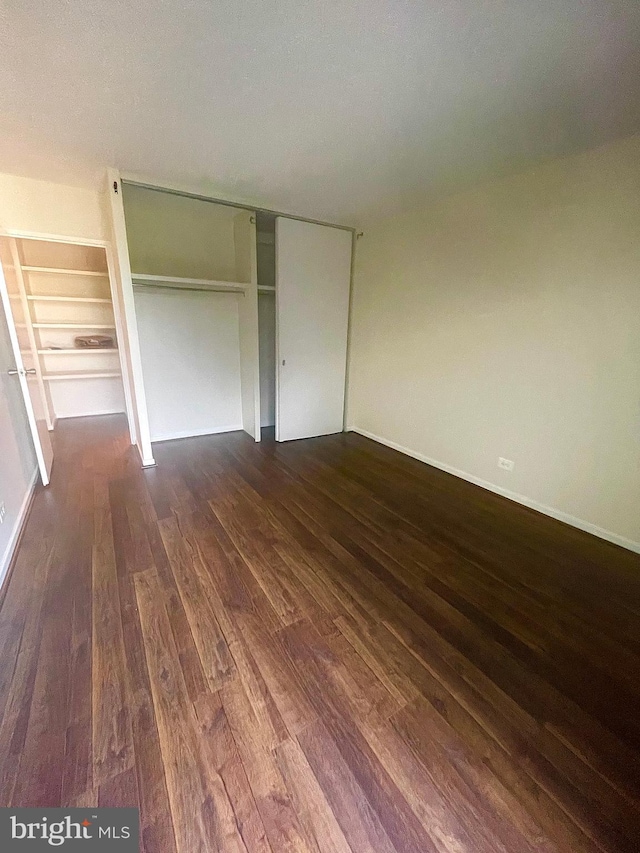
top-left (135, 289), bottom-right (242, 441)
top-left (0, 307), bottom-right (37, 581)
top-left (48, 378), bottom-right (125, 419)
top-left (348, 136), bottom-right (640, 551)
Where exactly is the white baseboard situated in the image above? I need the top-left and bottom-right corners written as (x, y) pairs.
top-left (151, 424), bottom-right (243, 443)
top-left (0, 467), bottom-right (39, 592)
top-left (56, 408), bottom-right (125, 419)
top-left (351, 427), bottom-right (640, 555)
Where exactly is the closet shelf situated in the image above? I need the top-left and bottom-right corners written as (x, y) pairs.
top-left (132, 273), bottom-right (247, 293)
top-left (22, 266), bottom-right (108, 277)
top-left (38, 348), bottom-right (119, 355)
top-left (258, 285), bottom-right (276, 293)
top-left (32, 322), bottom-right (116, 329)
top-left (27, 295), bottom-right (112, 304)
top-left (43, 371), bottom-right (122, 382)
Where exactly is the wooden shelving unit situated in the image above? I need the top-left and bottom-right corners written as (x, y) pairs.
top-left (16, 243), bottom-right (125, 422)
top-left (27, 295), bottom-right (112, 304)
top-left (43, 370), bottom-right (122, 382)
top-left (22, 266), bottom-right (109, 277)
top-left (38, 348), bottom-right (119, 355)
top-left (32, 322), bottom-right (116, 329)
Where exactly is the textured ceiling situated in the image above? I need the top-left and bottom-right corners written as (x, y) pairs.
top-left (1, 0), bottom-right (639, 224)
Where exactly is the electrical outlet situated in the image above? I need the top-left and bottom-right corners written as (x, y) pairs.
top-left (498, 457), bottom-right (514, 472)
top-left (0, 502), bottom-right (5, 524)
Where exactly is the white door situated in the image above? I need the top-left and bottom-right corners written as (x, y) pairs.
top-left (0, 238), bottom-right (54, 484)
top-left (275, 218), bottom-right (353, 442)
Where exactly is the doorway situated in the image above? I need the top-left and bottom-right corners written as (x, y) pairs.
top-left (0, 234), bottom-right (131, 484)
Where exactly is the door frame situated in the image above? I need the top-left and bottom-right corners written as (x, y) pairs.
top-left (0, 226), bottom-right (138, 456)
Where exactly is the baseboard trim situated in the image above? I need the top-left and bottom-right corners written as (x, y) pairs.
top-left (55, 408), bottom-right (125, 419)
top-left (151, 424), bottom-right (243, 443)
top-left (351, 427), bottom-right (640, 555)
top-left (0, 467), bottom-right (39, 599)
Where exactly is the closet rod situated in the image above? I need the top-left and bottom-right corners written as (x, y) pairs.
top-left (132, 282), bottom-right (244, 295)
top-left (121, 178), bottom-right (356, 234)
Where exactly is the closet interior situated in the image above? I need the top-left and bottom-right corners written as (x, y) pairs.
top-left (115, 179), bottom-right (354, 451)
top-left (1, 236), bottom-right (126, 425)
top-left (123, 184), bottom-right (260, 443)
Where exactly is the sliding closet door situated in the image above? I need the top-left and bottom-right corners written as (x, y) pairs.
top-left (275, 218), bottom-right (352, 441)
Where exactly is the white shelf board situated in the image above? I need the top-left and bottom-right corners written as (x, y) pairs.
top-left (32, 322), bottom-right (116, 329)
top-left (258, 285), bottom-right (276, 292)
top-left (27, 295), bottom-right (112, 304)
top-left (22, 266), bottom-right (108, 277)
top-left (38, 348), bottom-right (119, 355)
top-left (44, 371), bottom-right (122, 381)
top-left (132, 273), bottom-right (247, 293)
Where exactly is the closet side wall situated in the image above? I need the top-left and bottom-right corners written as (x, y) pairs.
top-left (234, 211), bottom-right (260, 439)
top-left (257, 216), bottom-right (276, 428)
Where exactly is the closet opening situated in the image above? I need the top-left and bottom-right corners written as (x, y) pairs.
top-left (122, 183), bottom-right (261, 443)
top-left (109, 175), bottom-right (354, 456)
top-left (0, 234), bottom-right (130, 483)
top-left (256, 212), bottom-right (276, 438)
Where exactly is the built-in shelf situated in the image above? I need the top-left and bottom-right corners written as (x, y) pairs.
top-left (132, 273), bottom-right (247, 293)
top-left (22, 266), bottom-right (108, 277)
top-left (258, 285), bottom-right (276, 293)
top-left (43, 370), bottom-right (122, 382)
top-left (38, 348), bottom-right (119, 355)
top-left (27, 295), bottom-right (112, 304)
top-left (32, 322), bottom-right (116, 329)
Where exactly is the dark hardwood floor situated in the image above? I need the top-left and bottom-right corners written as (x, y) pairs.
top-left (1, 415), bottom-right (639, 852)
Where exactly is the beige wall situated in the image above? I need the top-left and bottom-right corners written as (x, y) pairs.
top-left (348, 136), bottom-right (640, 551)
top-left (122, 184), bottom-right (240, 281)
top-left (0, 172), bottom-right (106, 240)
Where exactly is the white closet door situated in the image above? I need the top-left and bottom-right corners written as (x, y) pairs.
top-left (275, 218), bottom-right (352, 442)
top-left (0, 239), bottom-right (53, 484)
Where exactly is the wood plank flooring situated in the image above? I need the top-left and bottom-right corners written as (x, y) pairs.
top-left (1, 414), bottom-right (639, 852)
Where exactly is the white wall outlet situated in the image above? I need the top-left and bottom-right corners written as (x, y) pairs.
top-left (498, 457), bottom-right (514, 472)
top-left (0, 502), bottom-right (5, 524)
